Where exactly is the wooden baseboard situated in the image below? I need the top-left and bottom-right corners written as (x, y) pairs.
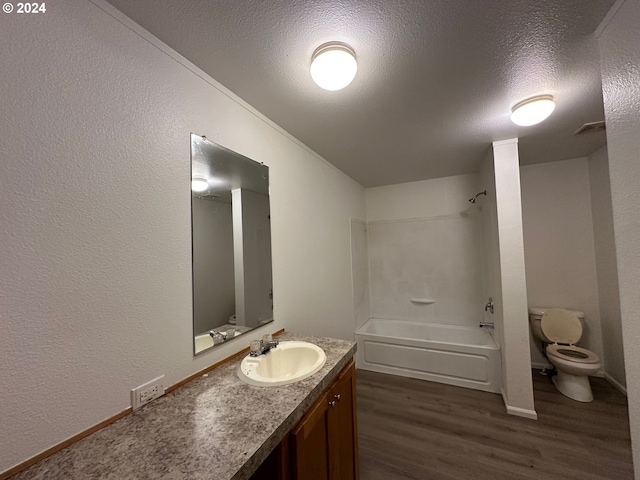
top-left (0, 408), bottom-right (131, 480)
top-left (1, 328), bottom-right (286, 479)
top-left (167, 346), bottom-right (250, 394)
top-left (167, 328), bottom-right (285, 393)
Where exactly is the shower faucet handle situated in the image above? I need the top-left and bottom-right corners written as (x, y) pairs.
top-left (484, 297), bottom-right (494, 314)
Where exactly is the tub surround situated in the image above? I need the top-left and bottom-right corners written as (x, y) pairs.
top-left (8, 333), bottom-right (355, 480)
top-left (364, 174), bottom-right (485, 330)
top-left (355, 318), bottom-right (502, 393)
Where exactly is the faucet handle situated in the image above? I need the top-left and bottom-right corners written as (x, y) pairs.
top-left (484, 297), bottom-right (494, 314)
top-left (250, 340), bottom-right (261, 356)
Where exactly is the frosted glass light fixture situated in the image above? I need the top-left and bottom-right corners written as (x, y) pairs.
top-left (510, 95), bottom-right (556, 126)
top-left (310, 42), bottom-right (357, 91)
top-left (191, 177), bottom-right (208, 192)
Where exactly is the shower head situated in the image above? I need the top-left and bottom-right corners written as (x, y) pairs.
top-left (469, 190), bottom-right (487, 204)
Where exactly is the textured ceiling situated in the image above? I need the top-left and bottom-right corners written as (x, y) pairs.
top-left (106, 0), bottom-right (614, 187)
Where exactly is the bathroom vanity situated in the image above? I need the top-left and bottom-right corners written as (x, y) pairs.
top-left (251, 357), bottom-right (358, 479)
top-left (10, 332), bottom-right (357, 480)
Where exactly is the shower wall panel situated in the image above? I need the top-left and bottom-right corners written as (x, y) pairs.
top-left (368, 214), bottom-right (483, 326)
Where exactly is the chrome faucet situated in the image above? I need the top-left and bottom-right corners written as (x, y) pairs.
top-left (250, 336), bottom-right (279, 357)
top-left (209, 330), bottom-right (227, 342)
top-left (479, 322), bottom-right (494, 329)
top-left (484, 297), bottom-right (494, 314)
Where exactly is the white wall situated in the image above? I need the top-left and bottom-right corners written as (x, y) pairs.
top-left (588, 147), bottom-right (625, 390)
top-left (520, 158), bottom-right (602, 368)
top-left (365, 175), bottom-right (484, 326)
top-left (0, 1), bottom-right (365, 474)
top-left (597, 0), bottom-right (640, 471)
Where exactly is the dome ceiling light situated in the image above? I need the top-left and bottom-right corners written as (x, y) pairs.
top-left (310, 42), bottom-right (357, 91)
top-left (510, 95), bottom-right (556, 126)
top-left (191, 177), bottom-right (209, 192)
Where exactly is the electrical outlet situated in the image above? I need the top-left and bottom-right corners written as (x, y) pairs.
top-left (131, 375), bottom-right (165, 410)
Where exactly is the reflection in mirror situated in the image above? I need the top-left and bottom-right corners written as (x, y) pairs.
top-left (191, 134), bottom-right (273, 355)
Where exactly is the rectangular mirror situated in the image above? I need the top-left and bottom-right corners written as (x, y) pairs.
top-left (191, 134), bottom-right (273, 354)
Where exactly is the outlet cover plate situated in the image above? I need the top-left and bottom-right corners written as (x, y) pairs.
top-left (131, 375), bottom-right (165, 410)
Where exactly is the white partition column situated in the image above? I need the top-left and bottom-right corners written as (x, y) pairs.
top-left (232, 188), bottom-right (273, 328)
top-left (492, 139), bottom-right (537, 419)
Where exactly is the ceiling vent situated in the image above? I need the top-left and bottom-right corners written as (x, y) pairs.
top-left (573, 121), bottom-right (606, 136)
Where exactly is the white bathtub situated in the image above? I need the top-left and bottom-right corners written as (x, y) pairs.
top-left (355, 318), bottom-right (502, 393)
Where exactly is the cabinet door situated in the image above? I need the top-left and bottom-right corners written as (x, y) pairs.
top-left (291, 391), bottom-right (330, 480)
top-left (328, 360), bottom-right (358, 480)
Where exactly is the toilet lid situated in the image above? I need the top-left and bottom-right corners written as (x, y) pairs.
top-left (546, 344), bottom-right (600, 364)
top-left (540, 308), bottom-right (582, 344)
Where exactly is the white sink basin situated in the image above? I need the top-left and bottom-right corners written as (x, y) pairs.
top-left (238, 341), bottom-right (327, 387)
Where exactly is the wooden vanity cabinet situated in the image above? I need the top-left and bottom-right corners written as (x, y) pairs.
top-left (250, 359), bottom-right (358, 480)
top-left (290, 389), bottom-right (330, 478)
top-left (291, 359), bottom-right (358, 480)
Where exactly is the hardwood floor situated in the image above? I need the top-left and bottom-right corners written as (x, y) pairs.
top-left (357, 370), bottom-right (633, 479)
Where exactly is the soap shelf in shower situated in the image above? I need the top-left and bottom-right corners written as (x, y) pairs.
top-left (410, 298), bottom-right (435, 305)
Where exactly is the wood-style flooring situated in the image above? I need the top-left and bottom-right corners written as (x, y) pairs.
top-left (357, 370), bottom-right (633, 479)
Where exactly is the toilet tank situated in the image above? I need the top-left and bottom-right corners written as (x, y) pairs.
top-left (529, 307), bottom-right (585, 343)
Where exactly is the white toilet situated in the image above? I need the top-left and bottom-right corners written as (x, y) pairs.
top-left (529, 307), bottom-right (600, 402)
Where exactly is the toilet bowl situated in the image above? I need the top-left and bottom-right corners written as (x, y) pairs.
top-left (529, 307), bottom-right (600, 402)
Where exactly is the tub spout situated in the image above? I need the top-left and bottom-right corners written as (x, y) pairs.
top-left (479, 322), bottom-right (494, 329)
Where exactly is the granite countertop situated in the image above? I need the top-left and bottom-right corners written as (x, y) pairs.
top-left (13, 332), bottom-right (356, 480)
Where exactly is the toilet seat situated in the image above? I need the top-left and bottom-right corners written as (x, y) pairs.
top-left (546, 344), bottom-right (600, 364)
